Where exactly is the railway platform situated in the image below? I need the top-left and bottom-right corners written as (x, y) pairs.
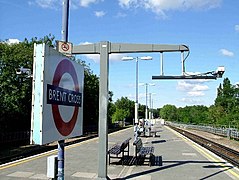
top-left (0, 123), bottom-right (239, 179)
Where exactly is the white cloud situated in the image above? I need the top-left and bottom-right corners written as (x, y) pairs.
top-left (128, 92), bottom-right (148, 101)
top-left (80, 0), bottom-right (103, 7)
top-left (80, 41), bottom-right (92, 45)
top-left (84, 54), bottom-right (126, 63)
top-left (28, 0), bottom-right (103, 9)
top-left (192, 84), bottom-right (209, 91)
top-left (178, 98), bottom-right (203, 104)
top-left (177, 80), bottom-right (209, 99)
top-left (5, 39), bottom-right (20, 44)
top-left (177, 81), bottom-right (209, 92)
top-left (94, 11), bottom-right (106, 17)
top-left (28, 0), bottom-right (60, 9)
top-left (118, 0), bottom-right (222, 17)
top-left (219, 49), bottom-right (234, 57)
top-left (118, 0), bottom-right (137, 8)
top-left (187, 91), bottom-right (205, 97)
top-left (115, 12), bottom-right (127, 18)
top-left (235, 25), bottom-right (239, 32)
top-left (110, 54), bottom-right (126, 61)
top-left (84, 54), bottom-right (99, 62)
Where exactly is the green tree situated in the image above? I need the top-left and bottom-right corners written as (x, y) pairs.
top-left (177, 107), bottom-right (190, 123)
top-left (0, 35), bottom-right (102, 136)
top-left (112, 109), bottom-right (130, 124)
top-left (151, 108), bottom-right (159, 118)
top-left (138, 104), bottom-right (146, 119)
top-left (213, 77), bottom-right (239, 127)
top-left (113, 97), bottom-right (134, 124)
top-left (160, 104), bottom-right (178, 121)
top-left (82, 65), bottom-right (99, 129)
top-left (0, 35), bottom-right (55, 132)
top-left (215, 78), bottom-right (235, 112)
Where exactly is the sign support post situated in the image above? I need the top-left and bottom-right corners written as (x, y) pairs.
top-left (58, 0), bottom-right (69, 179)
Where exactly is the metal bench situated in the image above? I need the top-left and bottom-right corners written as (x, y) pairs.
top-left (149, 129), bottom-right (161, 137)
top-left (108, 137), bottom-right (132, 165)
top-left (133, 138), bottom-right (154, 166)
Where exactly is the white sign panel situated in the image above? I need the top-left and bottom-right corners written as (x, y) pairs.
top-left (31, 43), bottom-right (84, 145)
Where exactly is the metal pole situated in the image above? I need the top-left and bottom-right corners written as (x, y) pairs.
top-left (134, 57), bottom-right (139, 140)
top-left (145, 83), bottom-right (148, 120)
top-left (181, 51), bottom-right (185, 75)
top-left (58, 0), bottom-right (69, 179)
top-left (62, 0), bottom-right (69, 42)
top-left (152, 99), bottom-right (154, 120)
top-left (57, 141), bottom-right (64, 180)
top-left (98, 41), bottom-right (109, 179)
top-left (149, 93), bottom-right (151, 121)
top-left (160, 52), bottom-right (164, 76)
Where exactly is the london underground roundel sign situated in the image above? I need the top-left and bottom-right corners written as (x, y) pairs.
top-left (48, 59), bottom-right (80, 136)
top-left (31, 44), bottom-right (84, 145)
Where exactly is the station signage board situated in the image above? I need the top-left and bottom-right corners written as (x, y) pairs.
top-left (56, 40), bottom-right (72, 55)
top-left (30, 43), bottom-right (84, 145)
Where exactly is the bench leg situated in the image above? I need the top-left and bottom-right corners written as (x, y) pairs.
top-left (127, 144), bottom-right (130, 156)
top-left (134, 153), bottom-right (138, 166)
top-left (135, 155), bottom-right (143, 166)
top-left (149, 154), bottom-right (155, 166)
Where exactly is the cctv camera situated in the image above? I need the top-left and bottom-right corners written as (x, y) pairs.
top-left (216, 66), bottom-right (225, 78)
top-left (16, 67), bottom-right (31, 75)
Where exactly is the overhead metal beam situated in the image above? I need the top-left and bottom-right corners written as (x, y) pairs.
top-left (109, 43), bottom-right (189, 53)
top-left (72, 43), bottom-right (100, 54)
top-left (152, 75), bottom-right (217, 80)
top-left (72, 42), bottom-right (189, 54)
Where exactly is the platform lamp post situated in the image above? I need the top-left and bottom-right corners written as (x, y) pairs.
top-left (122, 56), bottom-right (152, 139)
top-left (141, 83), bottom-right (155, 121)
top-left (149, 93), bottom-right (156, 121)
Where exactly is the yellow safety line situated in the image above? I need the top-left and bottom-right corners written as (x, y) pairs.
top-left (0, 149), bottom-right (57, 170)
top-left (0, 137), bottom-right (98, 171)
top-left (192, 143), bottom-right (239, 179)
top-left (0, 127), bottom-right (133, 170)
top-left (166, 126), bottom-right (239, 179)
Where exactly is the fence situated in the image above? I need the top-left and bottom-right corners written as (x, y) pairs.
top-left (168, 122), bottom-right (239, 140)
top-left (0, 131), bottom-right (30, 146)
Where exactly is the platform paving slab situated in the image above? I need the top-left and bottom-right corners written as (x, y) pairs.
top-left (0, 123), bottom-right (238, 180)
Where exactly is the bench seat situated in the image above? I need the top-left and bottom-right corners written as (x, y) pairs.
top-left (108, 137), bottom-right (131, 165)
top-left (133, 138), bottom-right (154, 166)
top-left (149, 130), bottom-right (161, 137)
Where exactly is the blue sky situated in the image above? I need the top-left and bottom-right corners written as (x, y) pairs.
top-left (1, 0), bottom-right (239, 108)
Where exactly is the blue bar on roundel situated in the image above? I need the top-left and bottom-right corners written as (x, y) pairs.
top-left (47, 84), bottom-right (82, 107)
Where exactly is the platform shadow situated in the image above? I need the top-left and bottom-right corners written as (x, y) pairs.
top-left (115, 160), bottom-right (232, 180)
top-left (200, 166), bottom-right (234, 180)
top-left (138, 135), bottom-right (161, 138)
top-left (109, 155), bottom-right (163, 166)
top-left (151, 140), bottom-right (166, 144)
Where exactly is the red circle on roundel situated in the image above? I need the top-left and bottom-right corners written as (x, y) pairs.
top-left (52, 59), bottom-right (80, 136)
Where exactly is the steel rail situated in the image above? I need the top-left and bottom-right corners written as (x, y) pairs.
top-left (168, 125), bottom-right (239, 167)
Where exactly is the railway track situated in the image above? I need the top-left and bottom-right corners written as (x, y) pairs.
top-left (168, 125), bottom-right (239, 167)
